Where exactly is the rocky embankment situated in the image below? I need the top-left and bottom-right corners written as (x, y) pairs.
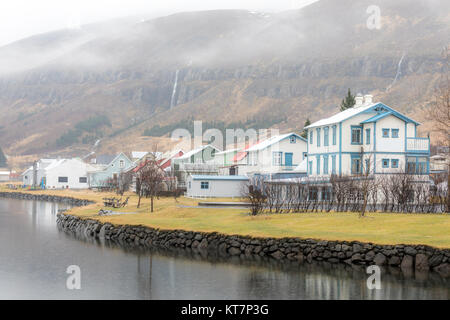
top-left (0, 192), bottom-right (93, 206)
top-left (57, 213), bottom-right (450, 278)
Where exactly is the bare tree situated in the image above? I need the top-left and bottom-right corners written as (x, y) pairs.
top-left (356, 153), bottom-right (374, 217)
top-left (242, 179), bottom-right (267, 216)
top-left (427, 77), bottom-right (450, 212)
top-left (135, 159), bottom-right (165, 212)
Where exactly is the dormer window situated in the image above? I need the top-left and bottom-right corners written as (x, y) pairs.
top-left (290, 136), bottom-right (296, 144)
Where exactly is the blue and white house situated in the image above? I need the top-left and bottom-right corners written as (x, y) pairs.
top-left (87, 153), bottom-right (134, 188)
top-left (237, 132), bottom-right (308, 177)
top-left (304, 94), bottom-right (430, 180)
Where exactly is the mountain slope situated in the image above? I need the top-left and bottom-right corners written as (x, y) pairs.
top-left (0, 0), bottom-right (448, 162)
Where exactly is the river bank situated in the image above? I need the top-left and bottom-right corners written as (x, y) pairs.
top-left (56, 213), bottom-right (450, 278)
top-left (1, 188), bottom-right (449, 277)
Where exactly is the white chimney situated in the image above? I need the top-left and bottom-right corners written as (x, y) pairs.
top-left (364, 94), bottom-right (373, 105)
top-left (354, 95), bottom-right (363, 108)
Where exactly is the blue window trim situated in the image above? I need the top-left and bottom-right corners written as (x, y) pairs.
top-left (316, 155), bottom-right (320, 175)
top-left (391, 159), bottom-right (399, 168)
top-left (200, 181), bottom-right (209, 189)
top-left (316, 128), bottom-right (321, 147)
top-left (332, 125), bottom-right (337, 145)
top-left (308, 161), bottom-right (313, 175)
top-left (309, 131), bottom-right (313, 144)
top-left (351, 125), bottom-right (363, 145)
top-left (290, 135), bottom-right (296, 143)
top-left (272, 151), bottom-right (283, 166)
top-left (391, 128), bottom-right (399, 138)
top-left (324, 127), bottom-right (329, 146)
top-left (365, 128), bottom-right (370, 144)
top-left (382, 128), bottom-right (390, 138)
top-left (323, 155), bottom-right (328, 174)
top-left (331, 155), bottom-right (336, 174)
top-left (382, 158), bottom-right (390, 168)
top-left (351, 155), bottom-right (362, 174)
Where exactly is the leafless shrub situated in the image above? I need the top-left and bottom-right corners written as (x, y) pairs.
top-left (242, 179), bottom-right (267, 216)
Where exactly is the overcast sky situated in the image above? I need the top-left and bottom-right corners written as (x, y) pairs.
top-left (0, 0), bottom-right (318, 46)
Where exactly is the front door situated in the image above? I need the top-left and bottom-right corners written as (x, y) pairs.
top-left (285, 153), bottom-right (293, 166)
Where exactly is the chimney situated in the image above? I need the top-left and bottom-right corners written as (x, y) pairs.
top-left (364, 94), bottom-right (373, 105)
top-left (354, 95), bottom-right (363, 108)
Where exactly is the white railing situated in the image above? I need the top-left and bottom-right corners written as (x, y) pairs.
top-left (406, 137), bottom-right (429, 152)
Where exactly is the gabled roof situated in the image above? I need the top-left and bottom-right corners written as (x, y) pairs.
top-left (247, 132), bottom-right (305, 152)
top-left (107, 152), bottom-right (132, 167)
top-left (177, 145), bottom-right (220, 160)
top-left (305, 102), bottom-right (420, 129)
top-left (360, 109), bottom-right (420, 125)
top-left (95, 154), bottom-right (116, 165)
top-left (131, 151), bottom-right (148, 159)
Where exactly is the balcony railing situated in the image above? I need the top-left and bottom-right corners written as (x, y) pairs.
top-left (406, 137), bottom-right (429, 153)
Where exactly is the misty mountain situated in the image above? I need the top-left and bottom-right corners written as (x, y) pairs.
top-left (0, 0), bottom-right (448, 158)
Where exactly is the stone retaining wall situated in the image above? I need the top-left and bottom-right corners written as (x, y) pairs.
top-left (57, 213), bottom-right (450, 278)
top-left (0, 191), bottom-right (93, 206)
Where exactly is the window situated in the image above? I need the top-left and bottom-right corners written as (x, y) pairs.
top-left (332, 125), bottom-right (337, 145)
top-left (316, 155), bottom-right (320, 174)
top-left (366, 129), bottom-right (370, 144)
top-left (290, 135), bottom-right (296, 143)
top-left (331, 155), bottom-right (336, 174)
top-left (351, 126), bottom-right (362, 144)
top-left (365, 159), bottom-right (370, 174)
top-left (200, 181), bottom-right (209, 189)
top-left (188, 181), bottom-right (191, 189)
top-left (382, 159), bottom-right (389, 168)
top-left (309, 131), bottom-right (313, 144)
top-left (406, 157), bottom-right (428, 174)
top-left (58, 177), bottom-right (68, 183)
top-left (324, 127), bottom-right (329, 146)
top-left (309, 187), bottom-right (318, 201)
top-left (308, 161), bottom-right (313, 175)
top-left (321, 187), bottom-right (332, 201)
top-left (323, 155), bottom-right (328, 174)
top-left (273, 152), bottom-right (282, 165)
top-left (391, 159), bottom-right (399, 168)
top-left (351, 157), bottom-right (361, 174)
top-left (119, 160), bottom-right (125, 168)
top-left (316, 128), bottom-right (321, 147)
top-left (418, 157), bottom-right (428, 174)
top-left (382, 128), bottom-right (390, 138)
top-left (391, 129), bottom-right (399, 138)
top-left (406, 157), bottom-right (416, 174)
top-left (79, 177), bottom-right (87, 183)
top-left (302, 152), bottom-right (307, 160)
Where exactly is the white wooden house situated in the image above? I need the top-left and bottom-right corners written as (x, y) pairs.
top-left (22, 158), bottom-right (95, 189)
top-left (233, 132), bottom-right (308, 178)
top-left (304, 95), bottom-right (430, 179)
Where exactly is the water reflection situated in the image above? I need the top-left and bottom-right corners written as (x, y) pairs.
top-left (0, 198), bottom-right (449, 299)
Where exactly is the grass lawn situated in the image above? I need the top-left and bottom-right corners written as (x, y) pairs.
top-left (1, 185), bottom-right (449, 248)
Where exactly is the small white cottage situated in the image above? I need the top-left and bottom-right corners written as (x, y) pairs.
top-left (43, 158), bottom-right (94, 189)
top-left (186, 175), bottom-right (249, 198)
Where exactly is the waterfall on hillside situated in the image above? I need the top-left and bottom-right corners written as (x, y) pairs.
top-left (169, 69), bottom-right (180, 109)
top-left (386, 52), bottom-right (406, 92)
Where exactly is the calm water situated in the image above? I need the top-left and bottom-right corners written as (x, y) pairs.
top-left (0, 198), bottom-right (448, 300)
